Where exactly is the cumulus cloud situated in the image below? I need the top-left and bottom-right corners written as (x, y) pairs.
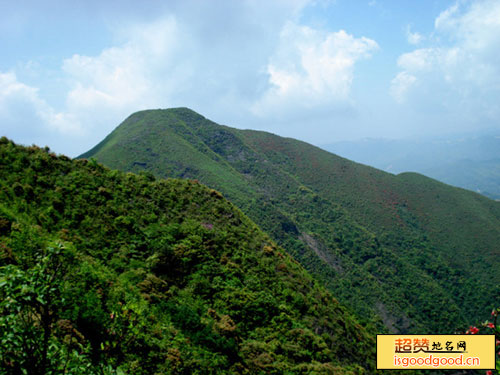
top-left (1, 0), bottom-right (379, 154)
top-left (252, 23), bottom-right (378, 117)
top-left (62, 17), bottom-right (179, 110)
top-left (0, 72), bottom-right (43, 116)
top-left (0, 71), bottom-right (82, 143)
top-left (0, 72), bottom-right (46, 140)
top-left (54, 20), bottom-right (177, 142)
top-left (391, 0), bottom-right (500, 127)
top-left (44, 2), bottom-right (309, 151)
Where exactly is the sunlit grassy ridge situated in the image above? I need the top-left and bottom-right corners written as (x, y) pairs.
top-left (82, 108), bottom-right (500, 334)
top-left (0, 137), bottom-right (377, 374)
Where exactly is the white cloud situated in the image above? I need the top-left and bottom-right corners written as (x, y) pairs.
top-left (397, 48), bottom-right (437, 72)
top-left (406, 26), bottom-right (424, 45)
top-left (54, 17), bottom-right (184, 139)
top-left (253, 23), bottom-right (378, 117)
top-left (434, 2), bottom-right (460, 30)
top-left (391, 0), bottom-right (500, 124)
top-left (390, 71), bottom-right (417, 103)
top-left (0, 71), bottom-right (42, 115)
top-left (0, 72), bottom-right (82, 141)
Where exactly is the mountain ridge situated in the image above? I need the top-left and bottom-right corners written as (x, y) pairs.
top-left (80, 107), bottom-right (500, 334)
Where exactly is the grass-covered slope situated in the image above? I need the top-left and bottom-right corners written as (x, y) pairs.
top-left (81, 108), bottom-right (500, 335)
top-left (0, 137), bottom-right (376, 374)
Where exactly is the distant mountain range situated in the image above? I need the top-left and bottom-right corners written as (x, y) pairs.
top-left (81, 108), bottom-right (500, 335)
top-left (322, 135), bottom-right (500, 200)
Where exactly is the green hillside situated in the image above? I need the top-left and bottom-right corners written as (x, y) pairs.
top-left (81, 108), bottom-right (500, 334)
top-left (0, 137), bottom-right (377, 374)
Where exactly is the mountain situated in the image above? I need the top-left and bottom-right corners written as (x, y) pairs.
top-left (80, 108), bottom-right (500, 335)
top-left (322, 135), bottom-right (500, 200)
top-left (0, 137), bottom-right (376, 374)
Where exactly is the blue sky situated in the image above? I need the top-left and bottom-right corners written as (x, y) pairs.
top-left (1, 0), bottom-right (499, 156)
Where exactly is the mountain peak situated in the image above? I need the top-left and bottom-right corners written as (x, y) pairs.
top-left (133, 107), bottom-right (206, 123)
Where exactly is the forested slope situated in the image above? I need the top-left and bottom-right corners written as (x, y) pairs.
top-left (81, 108), bottom-right (500, 334)
top-left (0, 137), bottom-right (376, 374)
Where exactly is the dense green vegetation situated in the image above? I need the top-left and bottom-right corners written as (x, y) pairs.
top-left (81, 108), bottom-right (500, 334)
top-left (0, 137), bottom-right (378, 374)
